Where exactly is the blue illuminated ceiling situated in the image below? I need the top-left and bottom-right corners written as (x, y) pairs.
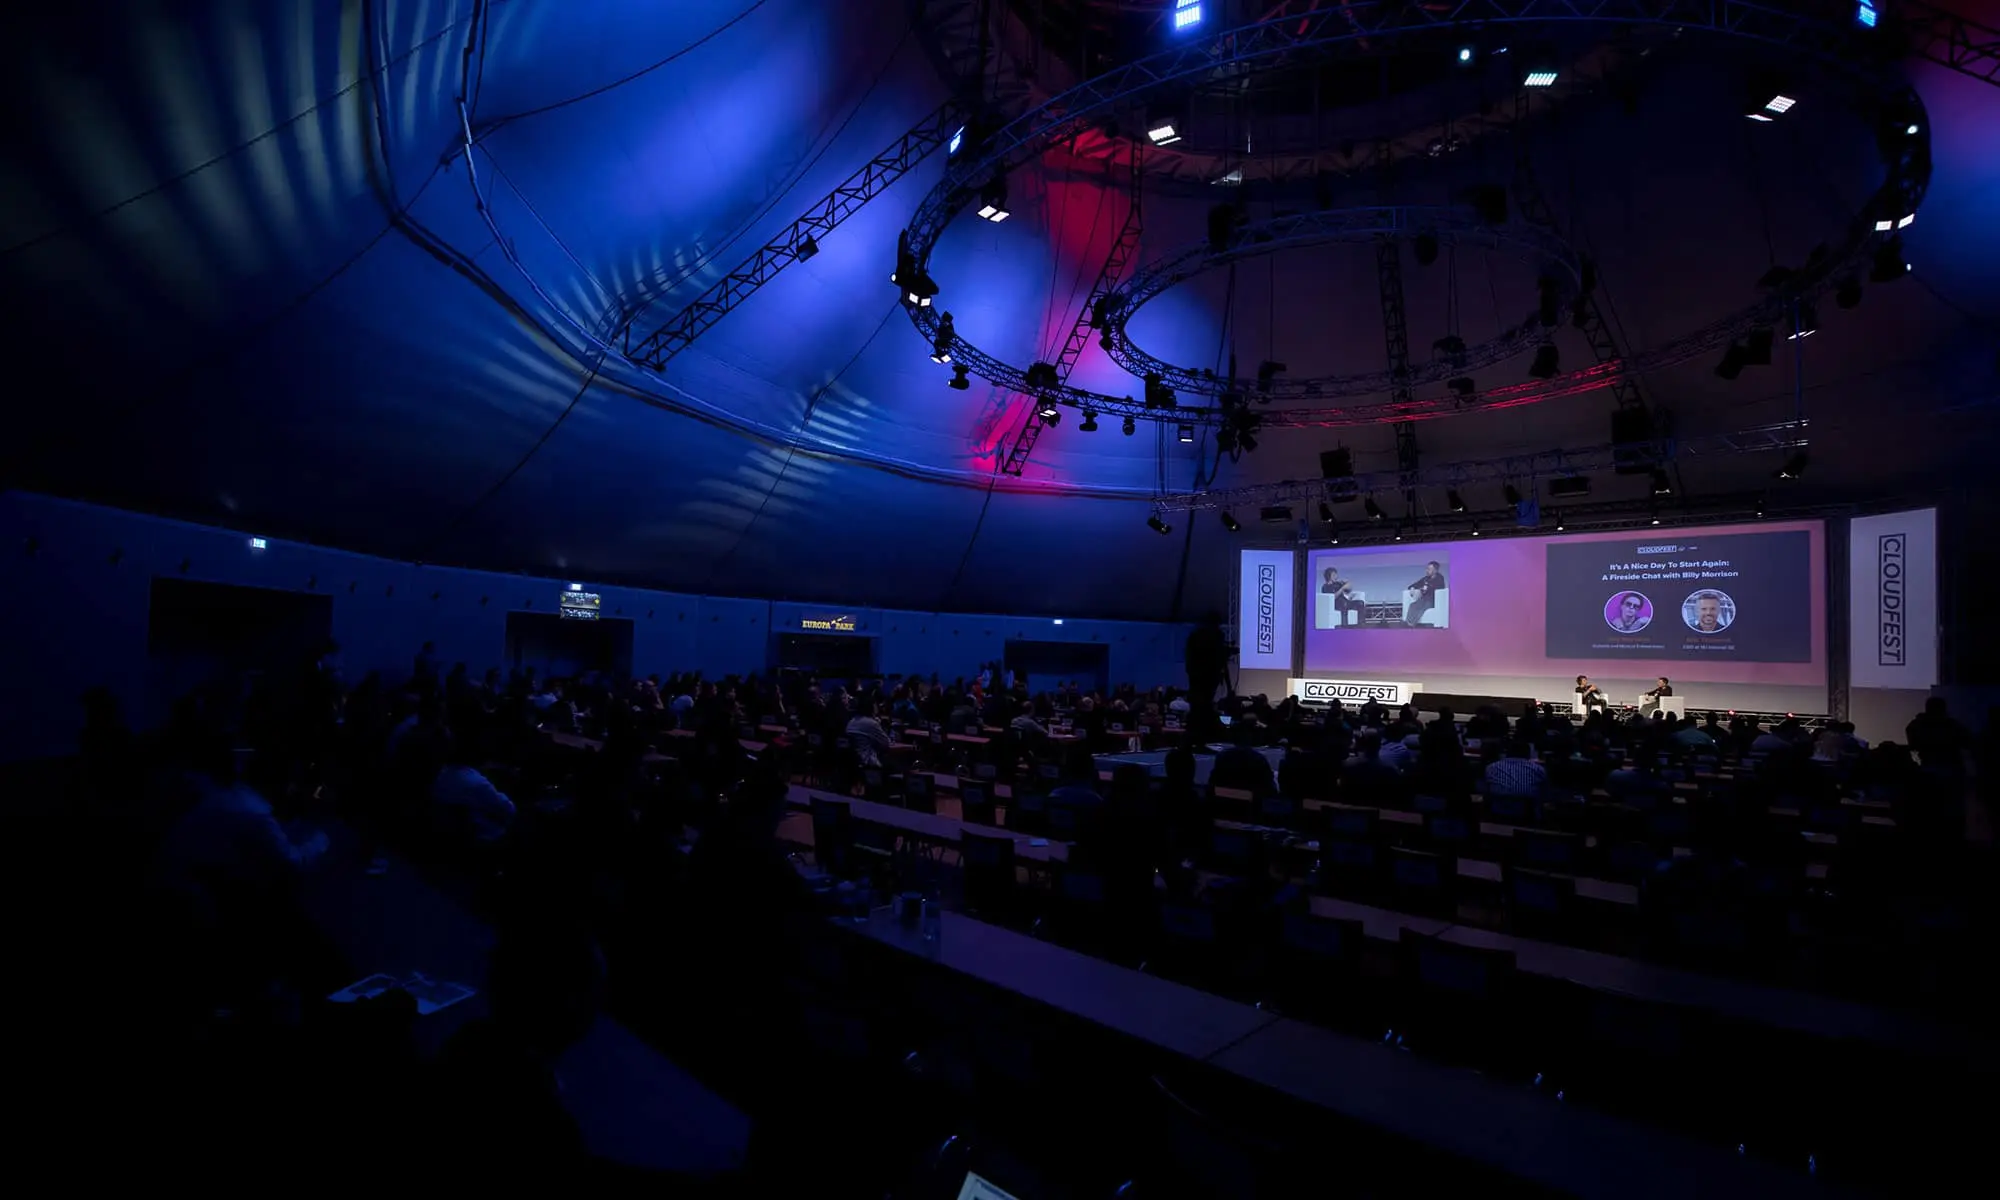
top-left (0, 0), bottom-right (1995, 619)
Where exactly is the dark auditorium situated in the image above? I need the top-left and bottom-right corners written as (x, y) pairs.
top-left (7, 1), bottom-right (2000, 1195)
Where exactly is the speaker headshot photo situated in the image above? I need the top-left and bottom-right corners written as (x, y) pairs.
top-left (1604, 590), bottom-right (1653, 633)
top-left (1682, 589), bottom-right (1736, 633)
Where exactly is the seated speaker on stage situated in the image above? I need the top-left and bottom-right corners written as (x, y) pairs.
top-left (1316, 566), bottom-right (1364, 628)
top-left (1574, 674), bottom-right (1607, 713)
top-left (1640, 677), bottom-right (1675, 716)
top-left (1402, 561), bottom-right (1447, 627)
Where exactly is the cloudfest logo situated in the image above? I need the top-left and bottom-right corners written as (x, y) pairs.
top-left (1255, 564), bottom-right (1278, 655)
top-left (1300, 680), bottom-right (1403, 704)
top-left (1878, 533), bottom-right (1905, 667)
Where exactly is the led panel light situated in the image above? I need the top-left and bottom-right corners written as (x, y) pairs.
top-left (1523, 70), bottom-right (1558, 87)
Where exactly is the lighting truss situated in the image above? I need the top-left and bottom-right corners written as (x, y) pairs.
top-left (623, 101), bottom-right (968, 369)
top-left (903, 1), bottom-right (1932, 430)
top-left (1002, 146), bottom-right (1147, 476)
top-left (1887, 0), bottom-right (2000, 86)
top-left (1151, 421), bottom-right (1811, 512)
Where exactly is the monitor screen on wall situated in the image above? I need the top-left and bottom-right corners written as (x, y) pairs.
top-left (1303, 519), bottom-right (1827, 695)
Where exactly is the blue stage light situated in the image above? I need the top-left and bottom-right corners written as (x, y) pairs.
top-left (1174, 1), bottom-right (1203, 32)
top-left (1856, 3), bottom-right (1878, 29)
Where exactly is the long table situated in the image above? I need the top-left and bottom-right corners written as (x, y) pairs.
top-left (847, 910), bottom-right (1834, 1200)
top-left (296, 833), bottom-right (751, 1173)
top-left (782, 784), bottom-right (1982, 1059)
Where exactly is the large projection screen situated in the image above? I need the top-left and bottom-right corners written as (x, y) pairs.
top-left (1303, 520), bottom-right (1828, 714)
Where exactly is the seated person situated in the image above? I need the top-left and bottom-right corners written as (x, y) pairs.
top-left (1320, 566), bottom-right (1363, 626)
top-left (843, 701), bottom-right (893, 767)
top-left (1403, 561), bottom-right (1446, 627)
top-left (1640, 676), bottom-right (1674, 714)
top-left (1574, 674), bottom-right (1607, 712)
top-left (1482, 740), bottom-right (1548, 798)
top-left (1008, 701), bottom-right (1050, 741)
top-left (432, 738), bottom-right (517, 844)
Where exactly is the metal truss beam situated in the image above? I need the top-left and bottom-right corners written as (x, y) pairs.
top-left (905, 2), bottom-right (1930, 431)
top-left (1154, 421), bottom-right (1810, 512)
top-left (1374, 161), bottom-right (1422, 510)
top-left (1001, 146), bottom-right (1148, 475)
top-left (1273, 493), bottom-right (1853, 549)
top-left (624, 100), bottom-right (968, 369)
top-left (1509, 87), bottom-right (1650, 420)
top-left (1890, 0), bottom-right (2000, 86)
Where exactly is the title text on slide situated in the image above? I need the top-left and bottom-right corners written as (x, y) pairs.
top-left (1601, 558), bottom-right (1739, 583)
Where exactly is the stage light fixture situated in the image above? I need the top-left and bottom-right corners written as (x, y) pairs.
top-left (1220, 510), bottom-right (1241, 532)
top-left (948, 364), bottom-right (970, 390)
top-left (1122, 415), bottom-right (1137, 436)
top-left (1448, 377), bottom-right (1476, 403)
top-left (1173, 0), bottom-right (1203, 31)
top-left (794, 235), bottom-right (819, 262)
top-left (1364, 498), bottom-right (1385, 520)
top-left (1650, 468), bottom-right (1673, 496)
top-left (1743, 327), bottom-right (1776, 366)
top-left (1856, 2), bottom-right (1878, 29)
top-left (1651, 513), bottom-right (1662, 525)
top-left (1523, 66), bottom-right (1558, 88)
top-left (1037, 399), bottom-right (1060, 422)
top-left (1787, 304), bottom-right (1819, 340)
top-left (1503, 483), bottom-right (1523, 507)
top-left (1554, 514), bottom-right (1566, 531)
top-left (1747, 92), bottom-right (1796, 122)
top-left (1775, 452), bottom-right (1809, 480)
top-left (903, 271), bottom-right (938, 307)
top-left (930, 312), bottom-right (955, 363)
top-left (1148, 514), bottom-right (1173, 535)
top-left (1079, 410), bottom-right (1099, 432)
top-left (1529, 345), bottom-right (1560, 379)
top-left (1319, 501), bottom-right (1336, 523)
top-left (1457, 45), bottom-right (1475, 65)
top-left (1869, 238), bottom-right (1910, 283)
top-left (1146, 114), bottom-right (1183, 146)
top-left (1447, 489), bottom-right (1466, 512)
top-left (1255, 360), bottom-right (1285, 394)
top-left (947, 125), bottom-right (966, 156)
top-left (976, 180), bottom-right (1010, 223)
top-left (1177, 424), bottom-right (1195, 443)
top-left (1470, 523), bottom-right (1482, 537)
top-left (1715, 343), bottom-right (1748, 380)
top-left (1394, 528), bottom-right (1405, 542)
top-left (1549, 476), bottom-right (1591, 499)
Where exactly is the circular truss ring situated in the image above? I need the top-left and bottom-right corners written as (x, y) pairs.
top-left (901, 2), bottom-right (1931, 429)
top-left (1101, 205), bottom-right (1584, 403)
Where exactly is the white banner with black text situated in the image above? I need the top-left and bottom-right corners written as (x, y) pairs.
top-left (1847, 508), bottom-right (1937, 689)
top-left (1237, 549), bottom-right (1295, 671)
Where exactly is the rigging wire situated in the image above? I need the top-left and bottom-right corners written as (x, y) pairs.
top-left (473, 0), bottom-right (774, 135)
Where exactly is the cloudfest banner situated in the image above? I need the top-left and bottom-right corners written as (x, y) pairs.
top-left (1237, 548), bottom-right (1295, 671)
top-left (1848, 508), bottom-right (1938, 690)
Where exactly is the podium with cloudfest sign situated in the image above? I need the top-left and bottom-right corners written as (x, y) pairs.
top-left (1288, 678), bottom-right (1421, 706)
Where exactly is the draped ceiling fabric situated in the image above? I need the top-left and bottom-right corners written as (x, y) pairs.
top-left (1, 0), bottom-right (1995, 621)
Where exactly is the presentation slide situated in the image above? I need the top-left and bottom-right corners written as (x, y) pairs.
top-left (1303, 520), bottom-right (1825, 690)
top-left (1544, 530), bottom-right (1814, 663)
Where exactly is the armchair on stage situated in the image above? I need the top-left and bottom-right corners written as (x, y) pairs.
top-left (1316, 590), bottom-right (1367, 628)
top-left (1402, 586), bottom-right (1448, 628)
top-left (1643, 695), bottom-right (1686, 719)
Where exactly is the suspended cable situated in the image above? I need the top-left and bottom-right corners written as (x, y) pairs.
top-left (475, 0), bottom-right (774, 134)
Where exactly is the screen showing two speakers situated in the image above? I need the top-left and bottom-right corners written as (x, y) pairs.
top-left (1303, 520), bottom-right (1825, 687)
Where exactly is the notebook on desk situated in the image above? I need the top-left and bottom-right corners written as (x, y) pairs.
top-left (954, 1172), bottom-right (1021, 1200)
